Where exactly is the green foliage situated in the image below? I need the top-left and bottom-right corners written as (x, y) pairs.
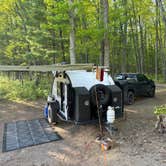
top-left (146, 74), bottom-right (166, 83)
top-left (0, 0), bottom-right (166, 80)
top-left (0, 76), bottom-right (50, 101)
top-left (154, 105), bottom-right (166, 115)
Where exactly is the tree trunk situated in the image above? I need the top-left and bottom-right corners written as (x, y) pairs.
top-left (100, 40), bottom-right (105, 66)
top-left (121, 0), bottom-right (128, 73)
top-left (103, 0), bottom-right (110, 67)
top-left (131, 0), bottom-right (141, 72)
top-left (52, 30), bottom-right (56, 64)
top-left (138, 15), bottom-right (144, 73)
top-left (15, 1), bottom-right (32, 65)
top-left (99, 0), bottom-right (110, 67)
top-left (69, 0), bottom-right (76, 64)
top-left (82, 13), bottom-right (89, 63)
top-left (129, 18), bottom-right (139, 72)
top-left (155, 0), bottom-right (159, 81)
top-left (99, 0), bottom-right (104, 66)
top-left (59, 29), bottom-right (65, 62)
top-left (158, 0), bottom-right (166, 82)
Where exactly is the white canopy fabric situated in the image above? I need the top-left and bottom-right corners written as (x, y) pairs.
top-left (66, 70), bottom-right (115, 90)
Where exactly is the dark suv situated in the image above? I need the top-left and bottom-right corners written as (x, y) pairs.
top-left (114, 73), bottom-right (155, 105)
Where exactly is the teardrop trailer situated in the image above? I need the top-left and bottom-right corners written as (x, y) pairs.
top-left (45, 68), bottom-right (124, 125)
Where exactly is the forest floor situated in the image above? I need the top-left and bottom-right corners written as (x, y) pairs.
top-left (0, 85), bottom-right (166, 166)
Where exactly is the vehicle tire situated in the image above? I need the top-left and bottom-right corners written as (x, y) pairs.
top-left (127, 91), bottom-right (134, 105)
top-left (47, 102), bottom-right (59, 123)
top-left (90, 84), bottom-right (110, 106)
top-left (147, 87), bottom-right (155, 97)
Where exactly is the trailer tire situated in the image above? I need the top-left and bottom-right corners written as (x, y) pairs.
top-left (90, 84), bottom-right (110, 106)
top-left (48, 102), bottom-right (59, 123)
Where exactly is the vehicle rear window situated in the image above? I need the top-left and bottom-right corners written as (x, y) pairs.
top-left (115, 75), bottom-right (125, 80)
top-left (115, 74), bottom-right (136, 80)
top-left (127, 74), bottom-right (137, 80)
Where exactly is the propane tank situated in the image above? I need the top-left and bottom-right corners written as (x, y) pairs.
top-left (107, 106), bottom-right (115, 124)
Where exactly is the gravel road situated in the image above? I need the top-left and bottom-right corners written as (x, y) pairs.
top-left (0, 85), bottom-right (166, 166)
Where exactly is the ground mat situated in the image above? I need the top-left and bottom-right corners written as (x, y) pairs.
top-left (2, 118), bottom-right (61, 152)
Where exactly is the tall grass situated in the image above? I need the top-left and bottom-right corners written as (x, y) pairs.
top-left (0, 75), bottom-right (51, 101)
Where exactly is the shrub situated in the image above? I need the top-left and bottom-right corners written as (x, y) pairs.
top-left (154, 105), bottom-right (166, 115)
top-left (0, 75), bottom-right (51, 101)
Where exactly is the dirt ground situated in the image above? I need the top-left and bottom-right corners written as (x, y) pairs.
top-left (0, 85), bottom-right (166, 166)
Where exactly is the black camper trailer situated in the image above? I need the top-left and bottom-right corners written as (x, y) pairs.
top-left (46, 70), bottom-right (123, 124)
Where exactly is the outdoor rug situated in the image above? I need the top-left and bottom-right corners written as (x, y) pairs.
top-left (2, 118), bottom-right (61, 152)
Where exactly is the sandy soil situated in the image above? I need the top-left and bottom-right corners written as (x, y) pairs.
top-left (0, 85), bottom-right (166, 166)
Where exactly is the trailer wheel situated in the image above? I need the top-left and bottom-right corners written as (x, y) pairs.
top-left (90, 84), bottom-right (110, 106)
top-left (126, 91), bottom-right (134, 105)
top-left (48, 102), bottom-right (59, 123)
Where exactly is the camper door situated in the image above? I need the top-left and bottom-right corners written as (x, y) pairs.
top-left (56, 82), bottom-right (68, 120)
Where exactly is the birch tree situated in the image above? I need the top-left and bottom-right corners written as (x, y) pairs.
top-left (158, 0), bottom-right (166, 81)
top-left (103, 0), bottom-right (110, 67)
top-left (69, 0), bottom-right (76, 64)
top-left (100, 0), bottom-right (110, 67)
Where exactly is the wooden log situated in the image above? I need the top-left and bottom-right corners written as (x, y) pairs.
top-left (0, 64), bottom-right (94, 72)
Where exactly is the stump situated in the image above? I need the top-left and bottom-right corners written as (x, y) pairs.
top-left (155, 115), bottom-right (166, 133)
